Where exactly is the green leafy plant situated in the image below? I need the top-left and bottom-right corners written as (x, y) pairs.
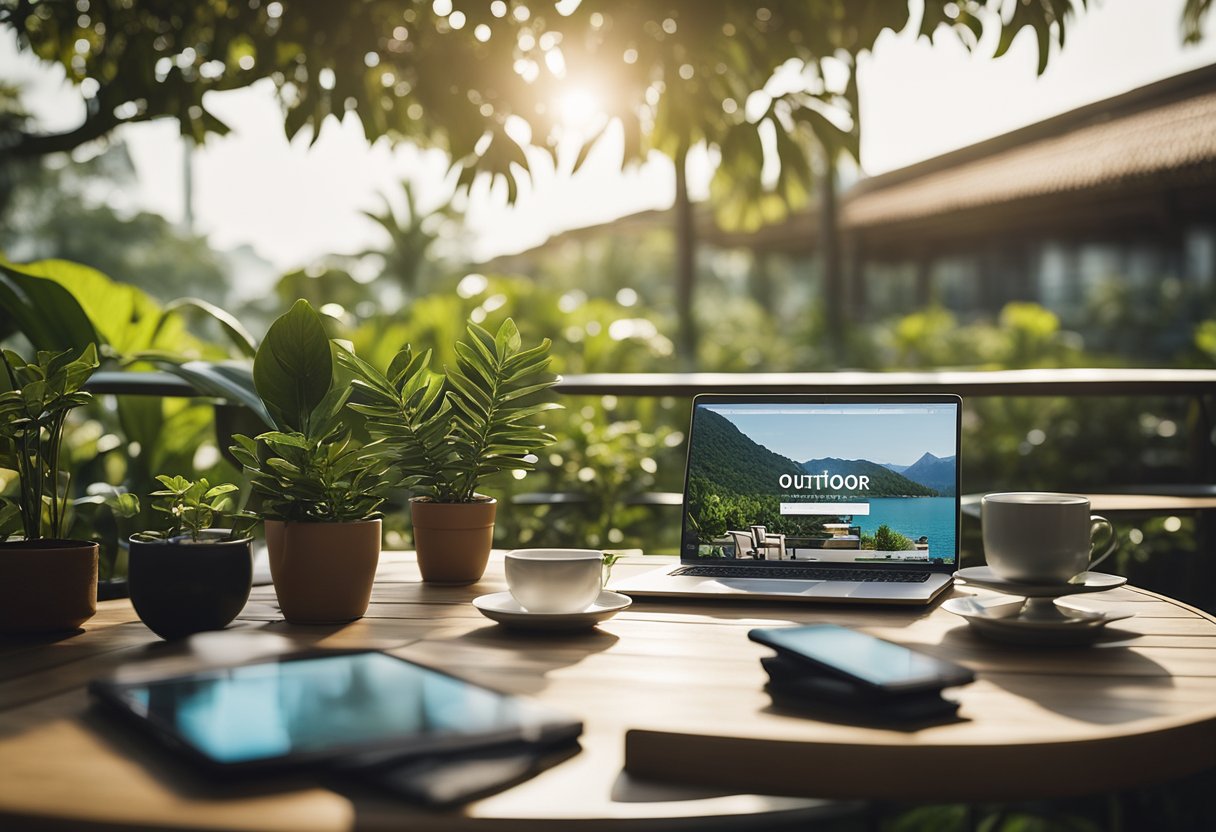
top-left (230, 299), bottom-right (395, 523)
top-left (134, 475), bottom-right (252, 542)
top-left (602, 552), bottom-right (625, 586)
top-left (872, 524), bottom-right (917, 552)
top-left (0, 344), bottom-right (99, 540)
top-left (230, 430), bottom-right (393, 523)
top-left (341, 318), bottom-right (561, 503)
top-left (70, 487), bottom-right (141, 579)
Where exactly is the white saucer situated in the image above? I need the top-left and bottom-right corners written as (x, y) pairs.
top-left (472, 590), bottom-right (632, 631)
top-left (953, 566), bottom-right (1127, 598)
top-left (943, 595), bottom-right (1135, 646)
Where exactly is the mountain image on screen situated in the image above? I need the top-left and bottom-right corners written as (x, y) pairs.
top-left (691, 410), bottom-right (938, 498)
top-left (689, 409), bottom-right (808, 496)
top-left (899, 452), bottom-right (957, 496)
top-left (799, 458), bottom-right (938, 497)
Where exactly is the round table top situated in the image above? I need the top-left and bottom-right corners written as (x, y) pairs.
top-left (1, 552), bottom-right (1214, 830)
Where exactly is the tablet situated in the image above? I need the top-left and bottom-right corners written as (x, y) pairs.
top-left (88, 649), bottom-right (582, 776)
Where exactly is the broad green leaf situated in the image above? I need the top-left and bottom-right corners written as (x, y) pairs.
top-left (0, 260), bottom-right (101, 352)
top-left (142, 358), bottom-right (274, 428)
top-left (111, 493), bottom-right (140, 520)
top-left (157, 298), bottom-right (258, 358)
top-left (5, 258), bottom-right (165, 356)
top-left (254, 299), bottom-right (335, 433)
top-left (492, 318), bottom-right (522, 355)
top-left (446, 369), bottom-right (493, 412)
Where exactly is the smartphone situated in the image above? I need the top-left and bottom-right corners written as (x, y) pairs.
top-left (749, 624), bottom-right (975, 695)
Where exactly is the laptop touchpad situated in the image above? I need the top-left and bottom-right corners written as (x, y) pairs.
top-left (715, 579), bottom-right (821, 595)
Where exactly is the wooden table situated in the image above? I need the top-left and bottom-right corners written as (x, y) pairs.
top-left (1, 553), bottom-right (1215, 830)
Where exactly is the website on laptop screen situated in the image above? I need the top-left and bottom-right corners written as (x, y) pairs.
top-left (683, 401), bottom-right (959, 566)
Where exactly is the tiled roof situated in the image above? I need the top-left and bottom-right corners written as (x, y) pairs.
top-left (843, 68), bottom-right (1216, 229)
top-left (477, 65), bottom-right (1216, 268)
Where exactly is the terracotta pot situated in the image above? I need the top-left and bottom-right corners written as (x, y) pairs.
top-left (128, 534), bottom-right (253, 640)
top-left (410, 497), bottom-right (497, 584)
top-left (264, 519), bottom-right (381, 624)
top-left (0, 539), bottom-right (98, 634)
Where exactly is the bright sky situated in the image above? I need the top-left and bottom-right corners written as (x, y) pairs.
top-left (710, 404), bottom-right (958, 466)
top-left (5, 0), bottom-right (1216, 272)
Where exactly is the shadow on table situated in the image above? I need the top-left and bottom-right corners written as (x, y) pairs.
top-left (80, 705), bottom-right (328, 803)
top-left (0, 628), bottom-right (86, 648)
top-left (393, 625), bottom-right (620, 696)
top-left (940, 626), bottom-right (1176, 725)
top-left (607, 771), bottom-right (869, 831)
top-left (623, 594), bottom-right (945, 628)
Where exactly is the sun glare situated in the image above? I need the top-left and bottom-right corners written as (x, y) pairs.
top-left (557, 87), bottom-right (604, 130)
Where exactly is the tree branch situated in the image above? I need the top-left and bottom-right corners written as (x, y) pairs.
top-left (2, 110), bottom-right (150, 159)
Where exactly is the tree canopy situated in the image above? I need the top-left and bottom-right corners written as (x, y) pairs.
top-left (10, 0), bottom-right (1204, 215)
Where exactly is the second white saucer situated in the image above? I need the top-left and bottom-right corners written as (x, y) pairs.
top-left (472, 590), bottom-right (632, 631)
top-left (943, 595), bottom-right (1134, 646)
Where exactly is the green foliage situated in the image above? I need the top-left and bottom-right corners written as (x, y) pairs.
top-left (229, 430), bottom-right (394, 523)
top-left (1, 1), bottom-right (1116, 227)
top-left (156, 299), bottom-right (257, 358)
top-left (272, 268), bottom-right (372, 321)
top-left (1194, 319), bottom-right (1216, 362)
top-left (356, 180), bottom-right (456, 300)
top-left (0, 344), bottom-right (98, 540)
top-left (345, 318), bottom-right (561, 503)
top-left (686, 475), bottom-right (827, 542)
top-left (233, 299), bottom-right (394, 523)
top-left (0, 258), bottom-right (101, 352)
top-left (602, 552), bottom-right (625, 586)
top-left (867, 303), bottom-right (1084, 371)
top-left (873, 524), bottom-right (916, 552)
top-left (0, 502), bottom-right (21, 540)
top-left (68, 486), bottom-right (140, 580)
top-left (0, 254), bottom-right (254, 360)
top-left (5, 199), bottom-right (231, 306)
top-left (0, 255), bottom-right (263, 544)
top-left (686, 408), bottom-right (806, 498)
top-left (138, 475), bottom-right (250, 542)
top-left (686, 408), bottom-right (938, 501)
top-left (253, 298), bottom-right (336, 434)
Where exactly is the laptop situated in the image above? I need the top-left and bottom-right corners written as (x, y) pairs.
top-left (613, 394), bottom-right (961, 605)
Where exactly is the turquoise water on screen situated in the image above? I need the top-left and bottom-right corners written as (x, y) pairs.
top-left (851, 497), bottom-right (957, 562)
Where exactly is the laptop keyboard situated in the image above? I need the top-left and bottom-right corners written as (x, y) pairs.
top-left (672, 565), bottom-right (932, 583)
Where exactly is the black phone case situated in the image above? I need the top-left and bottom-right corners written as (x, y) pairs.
top-left (763, 679), bottom-right (962, 723)
top-left (749, 626), bottom-right (975, 694)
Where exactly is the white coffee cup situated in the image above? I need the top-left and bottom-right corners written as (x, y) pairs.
top-left (982, 492), bottom-right (1117, 584)
top-left (505, 549), bottom-right (604, 614)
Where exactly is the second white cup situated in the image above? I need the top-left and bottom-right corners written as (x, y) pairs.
top-left (982, 492), bottom-right (1116, 584)
top-left (505, 549), bottom-right (604, 614)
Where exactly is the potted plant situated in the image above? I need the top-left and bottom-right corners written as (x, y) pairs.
top-left (230, 300), bottom-right (394, 623)
top-left (127, 476), bottom-right (255, 640)
top-left (70, 485), bottom-right (142, 601)
top-left (0, 344), bottom-right (101, 634)
top-left (341, 318), bottom-right (560, 584)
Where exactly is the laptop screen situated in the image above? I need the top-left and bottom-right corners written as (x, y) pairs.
top-left (681, 396), bottom-right (961, 568)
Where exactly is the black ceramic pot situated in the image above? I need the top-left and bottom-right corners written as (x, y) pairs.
top-left (128, 533), bottom-right (253, 640)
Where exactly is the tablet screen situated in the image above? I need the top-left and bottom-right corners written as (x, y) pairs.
top-left (96, 651), bottom-right (576, 767)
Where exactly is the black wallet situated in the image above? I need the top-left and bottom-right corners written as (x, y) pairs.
top-left (761, 655), bottom-right (962, 723)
